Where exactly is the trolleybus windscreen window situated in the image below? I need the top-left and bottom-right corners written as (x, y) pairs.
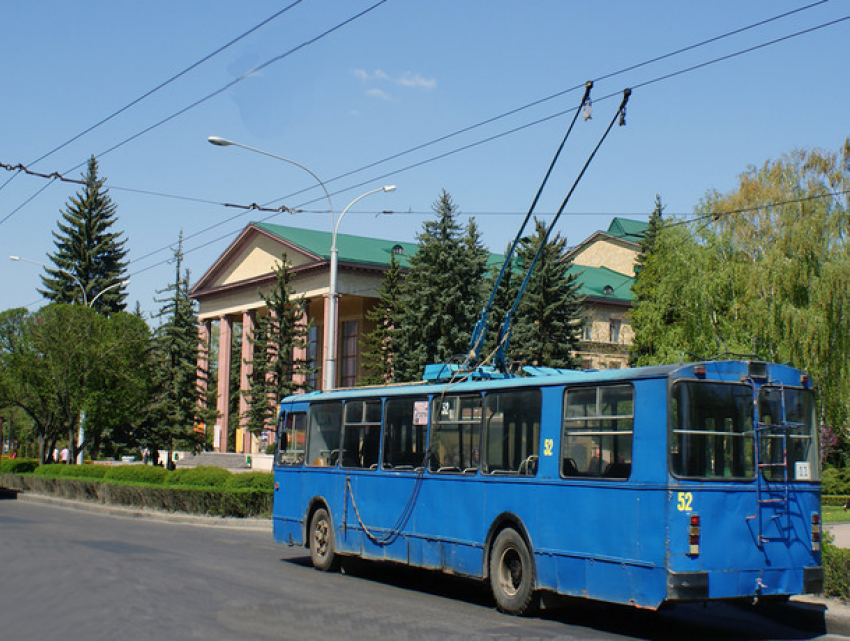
top-left (670, 382), bottom-right (754, 479)
top-left (382, 397), bottom-right (428, 470)
top-left (341, 400), bottom-right (382, 469)
top-left (758, 386), bottom-right (819, 482)
top-left (430, 394), bottom-right (481, 474)
top-left (562, 384), bottom-right (633, 479)
top-left (306, 402), bottom-right (342, 467)
top-left (482, 389), bottom-right (541, 476)
top-left (276, 411), bottom-right (306, 466)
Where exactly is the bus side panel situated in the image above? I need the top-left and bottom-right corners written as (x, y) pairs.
top-left (413, 476), bottom-right (485, 577)
top-left (273, 466), bottom-right (304, 546)
top-left (338, 470), bottom-right (417, 564)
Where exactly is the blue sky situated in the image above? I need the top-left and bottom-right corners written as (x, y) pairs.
top-left (1, 1), bottom-right (847, 318)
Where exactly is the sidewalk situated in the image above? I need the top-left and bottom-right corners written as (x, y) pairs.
top-left (827, 522), bottom-right (850, 548)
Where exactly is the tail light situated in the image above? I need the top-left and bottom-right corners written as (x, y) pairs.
top-left (688, 514), bottom-right (700, 556)
top-left (812, 513), bottom-right (821, 552)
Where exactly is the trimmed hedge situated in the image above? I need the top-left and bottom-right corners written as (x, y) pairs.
top-left (165, 466), bottom-right (233, 488)
top-left (0, 472), bottom-right (271, 517)
top-left (103, 464), bottom-right (170, 485)
top-left (0, 458), bottom-right (39, 474)
top-left (225, 471), bottom-right (273, 491)
top-left (33, 464), bottom-right (109, 480)
top-left (823, 535), bottom-right (850, 599)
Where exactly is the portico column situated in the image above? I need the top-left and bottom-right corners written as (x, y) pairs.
top-left (216, 316), bottom-right (232, 452)
top-left (322, 292), bottom-right (334, 390)
top-left (197, 319), bottom-right (211, 406)
top-left (238, 310), bottom-right (256, 453)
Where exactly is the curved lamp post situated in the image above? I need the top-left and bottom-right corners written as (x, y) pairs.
top-left (207, 136), bottom-right (396, 390)
top-left (328, 186), bottom-right (395, 389)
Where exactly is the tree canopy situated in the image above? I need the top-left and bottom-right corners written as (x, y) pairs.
top-left (630, 141), bottom-right (850, 457)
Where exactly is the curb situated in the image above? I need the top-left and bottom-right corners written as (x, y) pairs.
top-left (7, 489), bottom-right (272, 531)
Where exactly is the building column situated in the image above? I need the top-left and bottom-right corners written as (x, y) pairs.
top-left (196, 320), bottom-right (212, 439)
top-left (216, 316), bottom-right (232, 452)
top-left (322, 292), bottom-right (334, 391)
top-left (238, 310), bottom-right (255, 454)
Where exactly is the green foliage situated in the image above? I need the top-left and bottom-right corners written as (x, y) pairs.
top-left (0, 304), bottom-right (151, 463)
top-left (33, 464), bottom-right (108, 479)
top-left (393, 190), bottom-right (488, 381)
top-left (40, 155), bottom-right (129, 314)
top-left (224, 471), bottom-right (273, 491)
top-left (165, 466), bottom-right (232, 488)
top-left (361, 253), bottom-right (403, 385)
top-left (629, 141), bottom-right (850, 445)
top-left (145, 234), bottom-right (211, 456)
top-left (823, 535), bottom-right (850, 599)
top-left (103, 464), bottom-right (169, 485)
top-left (245, 252), bottom-right (312, 434)
top-left (822, 468), bottom-right (850, 496)
top-left (504, 219), bottom-right (583, 369)
top-left (0, 458), bottom-right (38, 474)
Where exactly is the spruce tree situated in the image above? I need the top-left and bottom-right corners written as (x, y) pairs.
top-left (41, 156), bottom-right (129, 314)
top-left (393, 190), bottom-right (488, 381)
top-left (146, 236), bottom-right (212, 462)
top-left (244, 254), bottom-right (313, 435)
top-left (361, 253), bottom-right (404, 385)
top-left (629, 196), bottom-right (667, 366)
top-left (507, 219), bottom-right (583, 369)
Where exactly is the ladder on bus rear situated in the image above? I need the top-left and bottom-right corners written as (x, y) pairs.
top-left (751, 381), bottom-right (801, 546)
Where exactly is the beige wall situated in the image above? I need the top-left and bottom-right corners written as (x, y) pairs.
top-left (572, 236), bottom-right (639, 276)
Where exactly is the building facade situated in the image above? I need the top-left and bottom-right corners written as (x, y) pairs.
top-left (190, 217), bottom-right (646, 453)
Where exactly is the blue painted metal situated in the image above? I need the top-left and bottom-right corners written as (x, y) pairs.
top-left (273, 360), bottom-right (821, 610)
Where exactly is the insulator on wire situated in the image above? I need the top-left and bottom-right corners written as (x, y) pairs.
top-left (583, 99), bottom-right (593, 121)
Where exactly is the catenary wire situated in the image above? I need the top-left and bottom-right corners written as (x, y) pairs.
top-left (0, 1), bottom-right (305, 195)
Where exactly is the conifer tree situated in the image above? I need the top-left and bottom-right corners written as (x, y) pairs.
top-left (393, 190), bottom-right (488, 381)
top-left (507, 219), bottom-right (583, 369)
top-left (41, 156), bottom-right (128, 314)
top-left (244, 254), bottom-right (313, 435)
top-left (145, 236), bottom-right (212, 462)
top-left (361, 253), bottom-right (403, 385)
top-left (630, 195), bottom-right (666, 366)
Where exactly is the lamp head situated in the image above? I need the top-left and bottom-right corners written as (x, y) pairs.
top-left (207, 136), bottom-right (233, 147)
top-left (383, 185), bottom-right (397, 193)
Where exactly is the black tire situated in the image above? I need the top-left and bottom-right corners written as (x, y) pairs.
top-left (489, 528), bottom-right (536, 615)
top-left (309, 507), bottom-right (340, 572)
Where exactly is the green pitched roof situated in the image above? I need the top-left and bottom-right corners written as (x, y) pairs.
top-left (254, 222), bottom-right (419, 268)
top-left (254, 221), bottom-right (631, 301)
top-left (606, 217), bottom-right (648, 243)
top-left (569, 264), bottom-right (634, 302)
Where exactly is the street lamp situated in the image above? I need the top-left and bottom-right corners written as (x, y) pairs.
top-left (208, 136), bottom-right (396, 390)
top-left (327, 186), bottom-right (396, 389)
top-left (9, 255), bottom-right (129, 463)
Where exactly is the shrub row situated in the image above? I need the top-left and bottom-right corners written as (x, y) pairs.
top-left (0, 472), bottom-right (271, 518)
top-left (0, 458), bottom-right (39, 474)
top-left (823, 536), bottom-right (850, 600)
top-left (822, 468), bottom-right (850, 496)
top-left (29, 463), bottom-right (273, 491)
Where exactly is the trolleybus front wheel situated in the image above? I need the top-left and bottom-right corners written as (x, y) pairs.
top-left (309, 507), bottom-right (340, 572)
top-left (490, 528), bottom-right (536, 615)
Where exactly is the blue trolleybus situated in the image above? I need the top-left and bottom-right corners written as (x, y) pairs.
top-left (272, 359), bottom-right (822, 614)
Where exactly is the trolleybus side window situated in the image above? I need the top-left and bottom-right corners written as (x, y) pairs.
top-left (562, 384), bottom-right (633, 478)
top-left (382, 397), bottom-right (428, 470)
top-left (482, 389), bottom-right (541, 476)
top-left (306, 402), bottom-right (343, 467)
top-left (670, 382), bottom-right (754, 479)
top-left (276, 411), bottom-right (306, 466)
top-left (341, 400), bottom-right (382, 469)
top-left (429, 394), bottom-right (481, 474)
top-left (758, 386), bottom-right (819, 481)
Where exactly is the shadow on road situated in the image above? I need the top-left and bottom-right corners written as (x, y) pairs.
top-left (282, 555), bottom-right (828, 640)
top-left (0, 488), bottom-right (19, 500)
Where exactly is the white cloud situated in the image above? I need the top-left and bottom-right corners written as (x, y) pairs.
top-left (366, 88), bottom-right (392, 101)
top-left (398, 71), bottom-right (436, 90)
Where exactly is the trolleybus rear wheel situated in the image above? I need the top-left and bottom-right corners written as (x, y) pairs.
top-left (309, 507), bottom-right (340, 572)
top-left (490, 527), bottom-right (536, 615)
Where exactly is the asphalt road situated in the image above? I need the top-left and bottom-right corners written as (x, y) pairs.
top-left (1, 494), bottom-right (847, 641)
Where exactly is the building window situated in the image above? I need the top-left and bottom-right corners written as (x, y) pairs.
top-left (392, 244), bottom-right (405, 256)
top-left (340, 320), bottom-right (359, 388)
top-left (583, 318), bottom-right (593, 341)
top-left (609, 319), bottom-right (622, 344)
